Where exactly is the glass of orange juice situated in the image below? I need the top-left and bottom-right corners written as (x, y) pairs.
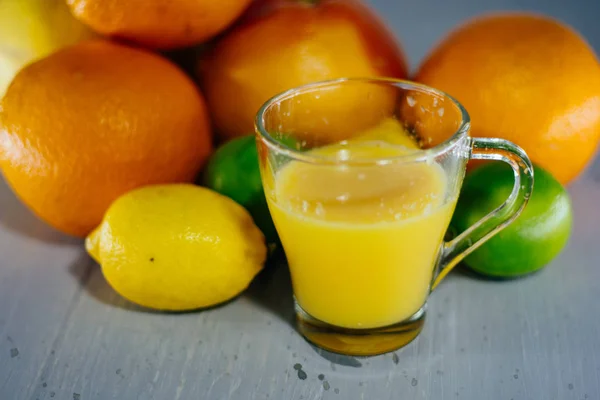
top-left (255, 78), bottom-right (534, 356)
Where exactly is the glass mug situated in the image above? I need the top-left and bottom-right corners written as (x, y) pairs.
top-left (255, 78), bottom-right (533, 356)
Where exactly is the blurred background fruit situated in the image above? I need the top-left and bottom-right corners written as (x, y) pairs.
top-left (0, 0), bottom-right (96, 96)
top-left (199, 0), bottom-right (409, 142)
top-left (86, 184), bottom-right (267, 311)
top-left (202, 135), bottom-right (279, 244)
top-left (353, 117), bottom-right (420, 148)
top-left (0, 40), bottom-right (212, 237)
top-left (414, 13), bottom-right (600, 184)
top-left (451, 162), bottom-right (573, 278)
top-left (65, 0), bottom-right (253, 50)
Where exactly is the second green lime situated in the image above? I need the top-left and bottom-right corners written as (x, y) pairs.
top-left (451, 162), bottom-right (573, 278)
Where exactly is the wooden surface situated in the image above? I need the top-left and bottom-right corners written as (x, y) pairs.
top-left (2, 1), bottom-right (600, 399)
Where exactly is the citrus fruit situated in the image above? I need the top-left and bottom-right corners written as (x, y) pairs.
top-left (353, 117), bottom-right (420, 148)
top-left (414, 13), bottom-right (600, 184)
top-left (198, 0), bottom-right (408, 142)
top-left (66, 0), bottom-right (253, 50)
top-left (86, 184), bottom-right (267, 311)
top-left (0, 40), bottom-right (212, 237)
top-left (451, 162), bottom-right (573, 278)
top-left (0, 0), bottom-right (96, 96)
top-left (202, 135), bottom-right (278, 244)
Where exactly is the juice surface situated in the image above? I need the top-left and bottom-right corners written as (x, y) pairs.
top-left (265, 127), bottom-right (457, 329)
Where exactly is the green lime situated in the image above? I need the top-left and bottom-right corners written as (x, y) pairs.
top-left (451, 162), bottom-right (572, 278)
top-left (202, 135), bottom-right (278, 244)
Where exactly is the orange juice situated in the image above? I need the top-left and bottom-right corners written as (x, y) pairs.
top-left (265, 138), bottom-right (457, 329)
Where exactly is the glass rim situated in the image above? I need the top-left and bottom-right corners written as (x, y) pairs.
top-left (254, 77), bottom-right (471, 165)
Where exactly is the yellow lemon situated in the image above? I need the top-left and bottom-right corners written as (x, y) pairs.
top-left (353, 117), bottom-right (420, 149)
top-left (0, 0), bottom-right (96, 96)
top-left (85, 184), bottom-right (267, 311)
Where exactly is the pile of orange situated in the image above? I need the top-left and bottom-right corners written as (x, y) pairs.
top-left (0, 0), bottom-right (409, 238)
top-left (1, 1), bottom-right (599, 239)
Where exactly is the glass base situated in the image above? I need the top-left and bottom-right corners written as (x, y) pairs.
top-left (295, 301), bottom-right (426, 357)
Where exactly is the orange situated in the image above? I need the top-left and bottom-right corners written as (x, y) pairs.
top-left (414, 13), bottom-right (600, 184)
top-left (0, 40), bottom-right (212, 237)
top-left (66, 0), bottom-right (253, 50)
top-left (198, 0), bottom-right (408, 142)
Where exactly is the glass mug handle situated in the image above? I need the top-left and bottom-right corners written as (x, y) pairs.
top-left (431, 137), bottom-right (535, 289)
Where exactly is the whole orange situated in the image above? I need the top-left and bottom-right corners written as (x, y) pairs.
top-left (414, 13), bottom-right (600, 184)
top-left (0, 40), bottom-right (212, 237)
top-left (199, 0), bottom-right (409, 142)
top-left (65, 0), bottom-right (253, 50)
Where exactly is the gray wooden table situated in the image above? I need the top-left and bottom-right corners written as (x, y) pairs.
top-left (2, 1), bottom-right (600, 399)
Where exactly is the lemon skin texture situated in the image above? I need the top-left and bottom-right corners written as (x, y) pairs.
top-left (86, 184), bottom-right (267, 311)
